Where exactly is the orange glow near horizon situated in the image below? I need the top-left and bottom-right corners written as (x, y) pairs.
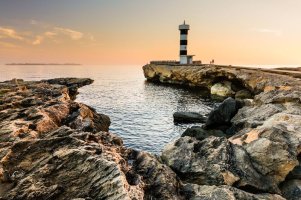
top-left (0, 0), bottom-right (301, 66)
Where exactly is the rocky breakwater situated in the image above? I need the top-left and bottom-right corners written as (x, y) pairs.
top-left (144, 64), bottom-right (301, 199)
top-left (0, 78), bottom-right (185, 200)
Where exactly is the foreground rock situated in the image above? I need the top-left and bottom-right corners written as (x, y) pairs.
top-left (182, 184), bottom-right (285, 200)
top-left (144, 64), bottom-right (301, 199)
top-left (173, 112), bottom-right (206, 123)
top-left (205, 97), bottom-right (243, 133)
top-left (0, 78), bottom-right (184, 200)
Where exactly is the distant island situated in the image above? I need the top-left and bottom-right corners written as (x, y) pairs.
top-left (5, 63), bottom-right (81, 66)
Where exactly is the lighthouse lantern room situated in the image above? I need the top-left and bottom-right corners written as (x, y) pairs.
top-left (179, 21), bottom-right (194, 64)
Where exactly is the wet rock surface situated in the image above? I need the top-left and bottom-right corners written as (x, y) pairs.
top-left (173, 112), bottom-right (206, 123)
top-left (144, 64), bottom-right (301, 199)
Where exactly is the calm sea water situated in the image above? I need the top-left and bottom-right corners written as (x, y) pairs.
top-left (0, 65), bottom-right (214, 154)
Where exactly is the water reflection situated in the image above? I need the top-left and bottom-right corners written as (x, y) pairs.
top-left (0, 65), bottom-right (214, 154)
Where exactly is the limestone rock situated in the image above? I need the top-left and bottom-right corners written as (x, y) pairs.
top-left (173, 112), bottom-right (206, 123)
top-left (161, 136), bottom-right (279, 193)
top-left (162, 136), bottom-right (236, 186)
top-left (0, 78), bottom-right (186, 200)
top-left (211, 81), bottom-right (235, 97)
top-left (182, 184), bottom-right (285, 200)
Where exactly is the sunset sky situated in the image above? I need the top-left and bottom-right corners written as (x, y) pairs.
top-left (0, 0), bottom-right (300, 65)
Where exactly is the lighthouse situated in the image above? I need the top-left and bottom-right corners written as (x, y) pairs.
top-left (179, 21), bottom-right (194, 64)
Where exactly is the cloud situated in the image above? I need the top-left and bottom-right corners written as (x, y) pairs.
top-left (54, 27), bottom-right (83, 40)
top-left (0, 41), bottom-right (17, 48)
top-left (0, 27), bottom-right (24, 40)
top-left (31, 27), bottom-right (85, 45)
top-left (32, 35), bottom-right (44, 45)
top-left (30, 20), bottom-right (38, 25)
top-left (252, 28), bottom-right (282, 36)
top-left (44, 31), bottom-right (57, 38)
top-left (1, 20), bottom-right (94, 46)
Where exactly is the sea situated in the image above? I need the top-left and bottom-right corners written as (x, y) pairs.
top-left (0, 64), bottom-right (243, 154)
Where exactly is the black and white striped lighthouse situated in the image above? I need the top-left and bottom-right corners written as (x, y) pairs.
top-left (179, 21), bottom-right (194, 64)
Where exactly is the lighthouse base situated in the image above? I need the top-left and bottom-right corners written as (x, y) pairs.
top-left (180, 55), bottom-right (194, 64)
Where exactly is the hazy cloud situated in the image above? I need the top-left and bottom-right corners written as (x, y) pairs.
top-left (252, 28), bottom-right (282, 36)
top-left (0, 20), bottom-right (94, 46)
top-left (54, 27), bottom-right (84, 40)
top-left (0, 41), bottom-right (17, 48)
top-left (0, 27), bottom-right (24, 40)
top-left (44, 31), bottom-right (57, 38)
top-left (32, 35), bottom-right (44, 45)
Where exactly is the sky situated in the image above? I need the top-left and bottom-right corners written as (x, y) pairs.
top-left (0, 0), bottom-right (300, 65)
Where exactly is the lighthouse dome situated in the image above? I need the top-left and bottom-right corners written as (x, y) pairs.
top-left (179, 21), bottom-right (190, 30)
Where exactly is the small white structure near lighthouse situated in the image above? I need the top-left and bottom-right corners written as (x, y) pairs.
top-left (179, 21), bottom-right (194, 64)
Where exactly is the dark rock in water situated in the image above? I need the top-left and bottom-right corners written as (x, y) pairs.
top-left (205, 97), bottom-right (243, 131)
top-left (281, 180), bottom-right (301, 200)
top-left (182, 126), bottom-right (226, 140)
top-left (173, 112), bottom-right (206, 123)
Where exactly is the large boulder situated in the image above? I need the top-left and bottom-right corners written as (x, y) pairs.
top-left (173, 112), bottom-right (206, 123)
top-left (162, 136), bottom-right (234, 186)
top-left (162, 135), bottom-right (282, 193)
top-left (230, 103), bottom-right (285, 132)
top-left (205, 97), bottom-right (243, 131)
top-left (128, 150), bottom-right (185, 199)
top-left (211, 81), bottom-right (235, 97)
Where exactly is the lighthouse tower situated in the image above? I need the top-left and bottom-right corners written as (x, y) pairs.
top-left (179, 21), bottom-right (194, 64)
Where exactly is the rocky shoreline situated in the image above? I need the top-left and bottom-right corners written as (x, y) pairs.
top-left (0, 63), bottom-right (300, 200)
top-left (0, 78), bottom-right (181, 199)
top-left (143, 64), bottom-right (301, 200)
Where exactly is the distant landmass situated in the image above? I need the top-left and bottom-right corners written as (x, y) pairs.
top-left (5, 63), bottom-right (81, 66)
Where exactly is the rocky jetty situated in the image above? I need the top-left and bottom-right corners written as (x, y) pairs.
top-left (144, 64), bottom-right (301, 200)
top-left (0, 78), bottom-right (184, 200)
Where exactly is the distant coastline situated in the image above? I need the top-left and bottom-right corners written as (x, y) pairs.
top-left (5, 63), bottom-right (81, 66)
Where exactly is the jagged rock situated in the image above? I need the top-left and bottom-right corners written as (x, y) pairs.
top-left (128, 150), bottom-right (185, 199)
top-left (173, 112), bottom-right (206, 123)
top-left (181, 126), bottom-right (226, 140)
top-left (0, 78), bottom-right (186, 200)
top-left (182, 184), bottom-right (285, 200)
top-left (145, 64), bottom-right (301, 199)
top-left (161, 136), bottom-right (279, 193)
top-left (211, 81), bottom-right (235, 97)
top-left (245, 137), bottom-right (297, 182)
top-left (162, 136), bottom-right (237, 186)
top-left (205, 97), bottom-right (243, 131)
top-left (230, 103), bottom-right (285, 131)
top-left (281, 180), bottom-right (301, 200)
